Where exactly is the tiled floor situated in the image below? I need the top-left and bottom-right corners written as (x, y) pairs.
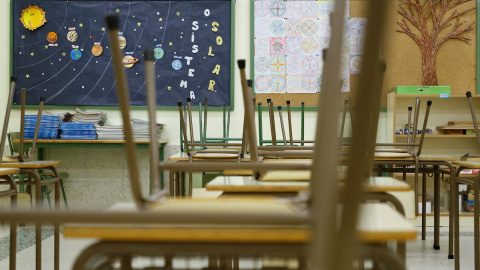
top-left (0, 225), bottom-right (475, 269)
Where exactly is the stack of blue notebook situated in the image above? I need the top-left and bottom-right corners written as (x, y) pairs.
top-left (58, 123), bottom-right (97, 140)
top-left (24, 115), bottom-right (60, 139)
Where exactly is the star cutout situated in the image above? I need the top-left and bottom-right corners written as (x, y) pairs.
top-left (25, 74), bottom-right (30, 78)
top-left (79, 23), bottom-right (83, 27)
top-left (73, 19), bottom-right (76, 21)
top-left (101, 27), bottom-right (106, 31)
top-left (176, 11), bottom-right (180, 16)
top-left (116, 8), bottom-right (120, 12)
top-left (137, 22), bottom-right (141, 26)
top-left (102, 88), bottom-right (105, 90)
top-left (181, 32), bottom-right (183, 34)
top-left (21, 35), bottom-right (25, 39)
top-left (30, 52), bottom-right (34, 56)
top-left (44, 89), bottom-right (47, 92)
top-left (167, 86), bottom-right (172, 90)
top-left (44, 45), bottom-right (48, 49)
top-left (159, 18), bottom-right (163, 22)
top-left (62, 52), bottom-right (66, 56)
top-left (169, 42), bottom-right (173, 46)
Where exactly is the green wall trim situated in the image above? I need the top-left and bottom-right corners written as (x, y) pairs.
top-left (477, 0), bottom-right (479, 94)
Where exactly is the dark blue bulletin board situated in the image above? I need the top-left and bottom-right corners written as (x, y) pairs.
top-left (12, 0), bottom-right (232, 106)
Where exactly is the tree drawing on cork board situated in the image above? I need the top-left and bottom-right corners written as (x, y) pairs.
top-left (396, 0), bottom-right (475, 86)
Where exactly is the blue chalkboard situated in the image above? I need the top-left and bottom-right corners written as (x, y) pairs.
top-left (12, 0), bottom-right (232, 106)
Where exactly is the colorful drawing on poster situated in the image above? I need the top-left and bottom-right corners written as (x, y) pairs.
top-left (20, 5), bottom-right (47, 31)
top-left (254, 0), bottom-right (350, 93)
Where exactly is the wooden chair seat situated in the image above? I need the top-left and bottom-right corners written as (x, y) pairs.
top-left (0, 160), bottom-right (61, 169)
top-left (192, 152), bottom-right (240, 159)
top-left (374, 152), bottom-right (414, 159)
top-left (64, 203), bottom-right (415, 244)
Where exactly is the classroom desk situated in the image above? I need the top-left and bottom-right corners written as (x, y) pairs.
top-left (372, 155), bottom-right (456, 258)
top-left (167, 152), bottom-right (252, 197)
top-left (206, 175), bottom-right (411, 194)
top-left (63, 202), bottom-right (415, 270)
top-left (0, 160), bottom-right (61, 270)
top-left (14, 139), bottom-right (168, 191)
top-left (0, 168), bottom-right (20, 270)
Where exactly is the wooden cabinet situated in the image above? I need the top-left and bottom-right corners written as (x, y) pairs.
top-left (386, 92), bottom-right (480, 159)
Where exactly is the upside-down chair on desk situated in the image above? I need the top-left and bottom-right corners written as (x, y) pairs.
top-left (451, 91), bottom-right (480, 270)
top-left (0, 78), bottom-right (64, 270)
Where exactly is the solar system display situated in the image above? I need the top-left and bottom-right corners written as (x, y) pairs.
top-left (13, 0), bottom-right (232, 106)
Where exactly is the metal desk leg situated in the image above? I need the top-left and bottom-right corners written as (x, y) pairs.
top-left (449, 168), bottom-right (455, 259)
top-left (33, 173), bottom-right (42, 270)
top-left (454, 170), bottom-right (461, 270)
top-left (475, 175), bottom-right (480, 269)
top-left (120, 256), bottom-right (132, 270)
top-left (189, 171), bottom-right (193, 197)
top-left (434, 166), bottom-right (440, 250)
top-left (422, 172), bottom-right (426, 240)
top-left (54, 181), bottom-right (60, 270)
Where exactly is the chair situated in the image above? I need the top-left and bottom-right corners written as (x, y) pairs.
top-left (0, 83), bottom-right (63, 270)
top-left (451, 91), bottom-right (480, 270)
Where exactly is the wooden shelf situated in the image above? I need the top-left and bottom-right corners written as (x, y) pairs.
top-left (393, 94), bottom-right (480, 98)
top-left (395, 134), bottom-right (476, 138)
top-left (424, 212), bottom-right (474, 217)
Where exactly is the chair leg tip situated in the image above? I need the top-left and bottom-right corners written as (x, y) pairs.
top-left (448, 255), bottom-right (454, 259)
top-left (434, 245), bottom-right (440, 250)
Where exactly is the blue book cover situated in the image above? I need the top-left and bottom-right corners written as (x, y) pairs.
top-left (24, 123), bottom-right (60, 128)
top-left (59, 134), bottom-right (97, 140)
top-left (60, 130), bottom-right (97, 135)
top-left (59, 123), bottom-right (96, 130)
top-left (25, 114), bottom-right (61, 119)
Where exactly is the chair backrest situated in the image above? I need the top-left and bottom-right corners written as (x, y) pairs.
top-left (0, 77), bottom-right (45, 162)
top-left (178, 97), bottom-right (245, 157)
top-left (7, 132), bottom-right (21, 155)
top-left (466, 91), bottom-right (480, 149)
top-left (0, 77), bottom-right (17, 165)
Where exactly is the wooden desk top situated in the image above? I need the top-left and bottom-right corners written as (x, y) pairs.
top-left (374, 153), bottom-right (457, 162)
top-left (63, 202), bottom-right (415, 243)
top-left (0, 160), bottom-right (61, 168)
top-left (15, 139), bottom-right (168, 144)
top-left (0, 168), bottom-right (21, 175)
top-left (206, 176), bottom-right (411, 193)
top-left (452, 161), bottom-right (480, 169)
top-left (169, 152), bottom-right (251, 162)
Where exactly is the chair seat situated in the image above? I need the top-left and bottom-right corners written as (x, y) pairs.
top-left (374, 152), bottom-right (414, 159)
top-left (192, 152), bottom-right (240, 159)
top-left (0, 160), bottom-right (61, 168)
top-left (63, 202), bottom-right (416, 243)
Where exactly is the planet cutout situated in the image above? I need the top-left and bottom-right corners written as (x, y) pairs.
top-left (172, 60), bottom-right (182, 70)
top-left (153, 47), bottom-right (164, 59)
top-left (122, 55), bottom-right (139, 68)
top-left (67, 30), bottom-right (78, 42)
top-left (118, 36), bottom-right (127, 49)
top-left (47, 32), bottom-right (57, 43)
top-left (71, 49), bottom-right (82, 60)
top-left (91, 44), bottom-right (103, 56)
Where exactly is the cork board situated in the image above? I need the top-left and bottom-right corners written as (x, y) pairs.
top-left (254, 0), bottom-right (477, 107)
